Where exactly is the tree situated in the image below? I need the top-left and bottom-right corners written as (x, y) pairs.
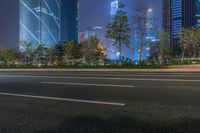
top-left (179, 28), bottom-right (192, 59)
top-left (196, 28), bottom-right (200, 58)
top-left (158, 30), bottom-right (170, 64)
top-left (191, 28), bottom-right (200, 58)
top-left (47, 47), bottom-right (56, 65)
top-left (63, 40), bottom-right (77, 65)
top-left (55, 44), bottom-right (64, 62)
top-left (106, 1), bottom-right (130, 64)
top-left (0, 47), bottom-right (4, 64)
top-left (132, 2), bottom-right (156, 62)
top-left (0, 48), bottom-right (15, 66)
top-left (19, 40), bottom-right (34, 65)
top-left (95, 43), bottom-right (107, 65)
top-left (80, 36), bottom-right (100, 65)
top-left (34, 44), bottom-right (48, 66)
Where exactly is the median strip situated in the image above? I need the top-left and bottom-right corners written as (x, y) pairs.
top-left (41, 82), bottom-right (135, 88)
top-left (0, 92), bottom-right (126, 106)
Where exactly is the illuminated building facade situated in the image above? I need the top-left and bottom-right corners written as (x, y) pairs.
top-left (111, 0), bottom-right (119, 17)
top-left (196, 0), bottom-right (200, 27)
top-left (20, 0), bottom-right (79, 50)
top-left (107, 0), bottom-right (120, 60)
top-left (163, 0), bottom-right (200, 54)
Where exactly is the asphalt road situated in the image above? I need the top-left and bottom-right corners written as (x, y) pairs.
top-left (0, 71), bottom-right (200, 133)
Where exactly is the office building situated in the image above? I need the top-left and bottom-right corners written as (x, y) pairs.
top-left (19, 0), bottom-right (79, 50)
top-left (111, 0), bottom-right (119, 17)
top-left (163, 0), bottom-right (200, 52)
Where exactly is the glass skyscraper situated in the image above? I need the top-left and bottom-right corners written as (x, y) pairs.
top-left (20, 0), bottom-right (79, 50)
top-left (196, 0), bottom-right (200, 27)
top-left (172, 0), bottom-right (182, 39)
top-left (163, 0), bottom-right (200, 38)
top-left (163, 0), bottom-right (200, 53)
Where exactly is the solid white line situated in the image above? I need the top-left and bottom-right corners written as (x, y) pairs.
top-left (0, 92), bottom-right (125, 106)
top-left (40, 74), bottom-right (200, 78)
top-left (41, 82), bottom-right (135, 88)
top-left (129, 78), bottom-right (200, 82)
top-left (0, 75), bottom-right (200, 82)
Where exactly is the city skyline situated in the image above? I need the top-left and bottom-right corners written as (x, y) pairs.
top-left (0, 0), bottom-right (162, 48)
top-left (0, 1), bottom-right (200, 132)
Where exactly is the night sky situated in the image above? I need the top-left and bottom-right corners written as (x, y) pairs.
top-left (0, 0), bottom-right (162, 48)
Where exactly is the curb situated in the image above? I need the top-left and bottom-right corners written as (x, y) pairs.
top-left (0, 69), bottom-right (200, 72)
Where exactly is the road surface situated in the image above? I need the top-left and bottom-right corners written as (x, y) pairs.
top-left (0, 71), bottom-right (200, 133)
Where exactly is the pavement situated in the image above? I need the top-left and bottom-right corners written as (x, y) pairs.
top-left (0, 70), bottom-right (200, 133)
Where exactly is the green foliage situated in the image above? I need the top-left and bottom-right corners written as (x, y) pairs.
top-left (0, 47), bottom-right (16, 66)
top-left (33, 44), bottom-right (48, 66)
top-left (106, 1), bottom-right (131, 62)
top-left (63, 40), bottom-right (76, 59)
top-left (157, 30), bottom-right (171, 64)
top-left (55, 44), bottom-right (64, 62)
top-left (179, 28), bottom-right (200, 59)
top-left (1, 26), bottom-right (200, 69)
top-left (80, 36), bottom-right (105, 65)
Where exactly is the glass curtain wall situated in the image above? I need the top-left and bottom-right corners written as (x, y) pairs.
top-left (20, 0), bottom-right (79, 51)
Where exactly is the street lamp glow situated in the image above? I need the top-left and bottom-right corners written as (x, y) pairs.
top-left (116, 52), bottom-right (120, 56)
top-left (146, 47), bottom-right (150, 50)
top-left (148, 8), bottom-right (153, 13)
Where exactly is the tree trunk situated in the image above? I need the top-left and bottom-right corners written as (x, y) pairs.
top-left (193, 44), bottom-right (197, 58)
top-left (182, 50), bottom-right (185, 62)
top-left (119, 43), bottom-right (122, 65)
top-left (139, 34), bottom-right (144, 63)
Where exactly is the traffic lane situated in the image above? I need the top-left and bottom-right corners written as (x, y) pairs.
top-left (1, 95), bottom-right (200, 133)
top-left (0, 73), bottom-right (200, 81)
top-left (1, 71), bottom-right (200, 77)
top-left (0, 72), bottom-right (200, 80)
top-left (0, 77), bottom-right (200, 106)
top-left (0, 74), bottom-right (200, 88)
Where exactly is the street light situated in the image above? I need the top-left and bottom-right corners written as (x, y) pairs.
top-left (148, 8), bottom-right (152, 13)
top-left (116, 52), bottom-right (120, 57)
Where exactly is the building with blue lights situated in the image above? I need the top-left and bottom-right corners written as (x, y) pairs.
top-left (163, 0), bottom-right (200, 54)
top-left (111, 0), bottom-right (119, 17)
top-left (107, 0), bottom-right (119, 60)
top-left (196, 0), bottom-right (200, 27)
top-left (19, 0), bottom-right (79, 50)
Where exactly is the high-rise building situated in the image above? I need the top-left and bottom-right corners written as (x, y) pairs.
top-left (111, 0), bottom-right (119, 17)
top-left (19, 0), bottom-right (79, 50)
top-left (145, 8), bottom-right (159, 59)
top-left (84, 27), bottom-right (95, 39)
top-left (60, 0), bottom-right (79, 43)
top-left (163, 0), bottom-right (200, 52)
top-left (163, 0), bottom-right (172, 34)
top-left (196, 0), bottom-right (200, 27)
top-left (108, 0), bottom-right (119, 60)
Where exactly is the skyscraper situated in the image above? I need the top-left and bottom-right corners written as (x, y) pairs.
top-left (163, 0), bottom-right (200, 53)
top-left (111, 0), bottom-right (119, 17)
top-left (19, 0), bottom-right (79, 50)
top-left (163, 0), bottom-right (172, 35)
top-left (108, 0), bottom-right (119, 60)
top-left (196, 0), bottom-right (200, 27)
